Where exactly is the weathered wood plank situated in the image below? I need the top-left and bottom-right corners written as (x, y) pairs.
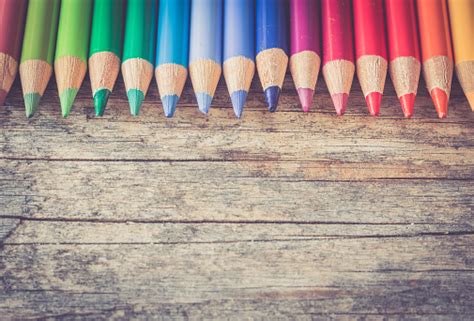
top-left (1, 234), bottom-right (472, 319)
top-left (1, 160), bottom-right (473, 223)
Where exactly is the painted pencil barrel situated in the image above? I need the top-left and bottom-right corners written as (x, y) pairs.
top-left (385, 0), bottom-right (421, 118)
top-left (416, 0), bottom-right (453, 118)
top-left (156, 0), bottom-right (191, 118)
top-left (448, 0), bottom-right (474, 111)
top-left (54, 0), bottom-right (92, 117)
top-left (223, 0), bottom-right (255, 118)
top-left (20, 0), bottom-right (60, 117)
top-left (321, 0), bottom-right (354, 115)
top-left (256, 0), bottom-right (289, 112)
top-left (353, 0), bottom-right (387, 116)
top-left (289, 0), bottom-right (321, 112)
top-left (122, 0), bottom-right (157, 116)
top-left (0, 0), bottom-right (27, 105)
top-left (189, 0), bottom-right (223, 114)
top-left (89, 0), bottom-right (126, 116)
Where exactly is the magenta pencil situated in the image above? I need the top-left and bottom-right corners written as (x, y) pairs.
top-left (290, 0), bottom-right (321, 112)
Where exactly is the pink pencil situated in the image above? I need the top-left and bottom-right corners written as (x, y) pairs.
top-left (289, 0), bottom-right (321, 112)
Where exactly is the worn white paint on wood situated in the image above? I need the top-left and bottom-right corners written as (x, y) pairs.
top-left (0, 75), bottom-right (473, 318)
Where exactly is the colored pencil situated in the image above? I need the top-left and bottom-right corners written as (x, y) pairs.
top-left (89, 0), bottom-right (126, 116)
top-left (289, 0), bottom-right (321, 112)
top-left (0, 0), bottom-right (27, 106)
top-left (321, 0), bottom-right (354, 115)
top-left (189, 0), bottom-right (223, 114)
top-left (448, 0), bottom-right (474, 111)
top-left (385, 0), bottom-right (421, 118)
top-left (122, 0), bottom-right (157, 116)
top-left (417, 0), bottom-right (453, 119)
top-left (54, 0), bottom-right (93, 117)
top-left (155, 0), bottom-right (191, 118)
top-left (256, 0), bottom-right (289, 112)
top-left (353, 0), bottom-right (387, 116)
top-left (223, 0), bottom-right (255, 118)
top-left (19, 0), bottom-right (58, 118)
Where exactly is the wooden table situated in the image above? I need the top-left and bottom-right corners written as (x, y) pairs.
top-left (1, 72), bottom-right (473, 319)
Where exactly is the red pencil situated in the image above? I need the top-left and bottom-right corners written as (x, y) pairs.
top-left (353, 0), bottom-right (387, 116)
top-left (385, 0), bottom-right (421, 118)
top-left (321, 0), bottom-right (354, 116)
top-left (0, 0), bottom-right (27, 105)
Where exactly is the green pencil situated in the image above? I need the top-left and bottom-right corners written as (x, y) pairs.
top-left (89, 0), bottom-right (125, 116)
top-left (122, 0), bottom-right (157, 116)
top-left (19, 0), bottom-right (59, 118)
top-left (54, 0), bottom-right (92, 117)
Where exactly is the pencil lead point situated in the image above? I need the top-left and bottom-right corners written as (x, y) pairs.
top-left (297, 88), bottom-right (314, 112)
top-left (162, 95), bottom-right (179, 118)
top-left (366, 92), bottom-right (382, 116)
top-left (265, 86), bottom-right (281, 112)
top-left (331, 93), bottom-right (348, 116)
top-left (0, 90), bottom-right (7, 106)
top-left (230, 90), bottom-right (248, 118)
top-left (24, 93), bottom-right (41, 118)
top-left (60, 88), bottom-right (78, 117)
top-left (431, 88), bottom-right (448, 119)
top-left (127, 89), bottom-right (145, 116)
top-left (196, 93), bottom-right (212, 114)
top-left (94, 89), bottom-right (111, 116)
top-left (399, 93), bottom-right (415, 118)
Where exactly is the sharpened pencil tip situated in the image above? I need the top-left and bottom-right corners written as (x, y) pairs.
top-left (60, 88), bottom-right (78, 117)
top-left (94, 89), bottom-right (111, 116)
top-left (127, 89), bottom-right (145, 116)
top-left (431, 88), bottom-right (448, 119)
top-left (365, 92), bottom-right (382, 116)
top-left (24, 93), bottom-right (41, 118)
top-left (230, 90), bottom-right (248, 118)
top-left (400, 93), bottom-right (415, 118)
top-left (331, 93), bottom-right (348, 116)
top-left (466, 93), bottom-right (474, 112)
top-left (162, 95), bottom-right (179, 118)
top-left (297, 88), bottom-right (314, 112)
top-left (0, 90), bottom-right (7, 106)
top-left (265, 86), bottom-right (281, 112)
top-left (196, 93), bottom-right (213, 114)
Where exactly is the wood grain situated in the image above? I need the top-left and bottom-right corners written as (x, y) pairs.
top-left (0, 72), bottom-right (473, 319)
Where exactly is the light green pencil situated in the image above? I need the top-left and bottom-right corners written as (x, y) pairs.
top-left (19, 0), bottom-right (60, 117)
top-left (54, 0), bottom-right (92, 117)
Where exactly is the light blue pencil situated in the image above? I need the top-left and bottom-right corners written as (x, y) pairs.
top-left (189, 0), bottom-right (223, 114)
top-left (155, 0), bottom-right (191, 117)
top-left (223, 0), bottom-right (255, 118)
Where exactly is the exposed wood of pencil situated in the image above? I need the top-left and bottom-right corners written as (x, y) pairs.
top-left (89, 51), bottom-right (121, 96)
top-left (223, 56), bottom-right (255, 94)
top-left (389, 56), bottom-right (421, 98)
top-left (54, 56), bottom-right (87, 94)
top-left (121, 58), bottom-right (154, 95)
top-left (256, 48), bottom-right (288, 90)
top-left (0, 52), bottom-right (18, 93)
top-left (19, 60), bottom-right (52, 96)
top-left (155, 63), bottom-right (188, 98)
top-left (356, 55), bottom-right (387, 97)
top-left (290, 50), bottom-right (321, 90)
top-left (189, 59), bottom-right (221, 97)
top-left (456, 61), bottom-right (474, 111)
top-left (322, 59), bottom-right (355, 95)
top-left (423, 55), bottom-right (453, 98)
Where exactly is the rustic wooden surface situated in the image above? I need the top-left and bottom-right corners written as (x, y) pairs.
top-left (0, 71), bottom-right (473, 320)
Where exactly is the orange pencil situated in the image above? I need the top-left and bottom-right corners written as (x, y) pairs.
top-left (416, 0), bottom-right (453, 118)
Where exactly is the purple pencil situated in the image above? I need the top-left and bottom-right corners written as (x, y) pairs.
top-left (289, 0), bottom-right (321, 112)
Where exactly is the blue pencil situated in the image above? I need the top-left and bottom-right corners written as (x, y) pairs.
top-left (155, 0), bottom-right (191, 118)
top-left (223, 0), bottom-right (255, 118)
top-left (256, 0), bottom-right (289, 112)
top-left (189, 0), bottom-right (223, 114)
